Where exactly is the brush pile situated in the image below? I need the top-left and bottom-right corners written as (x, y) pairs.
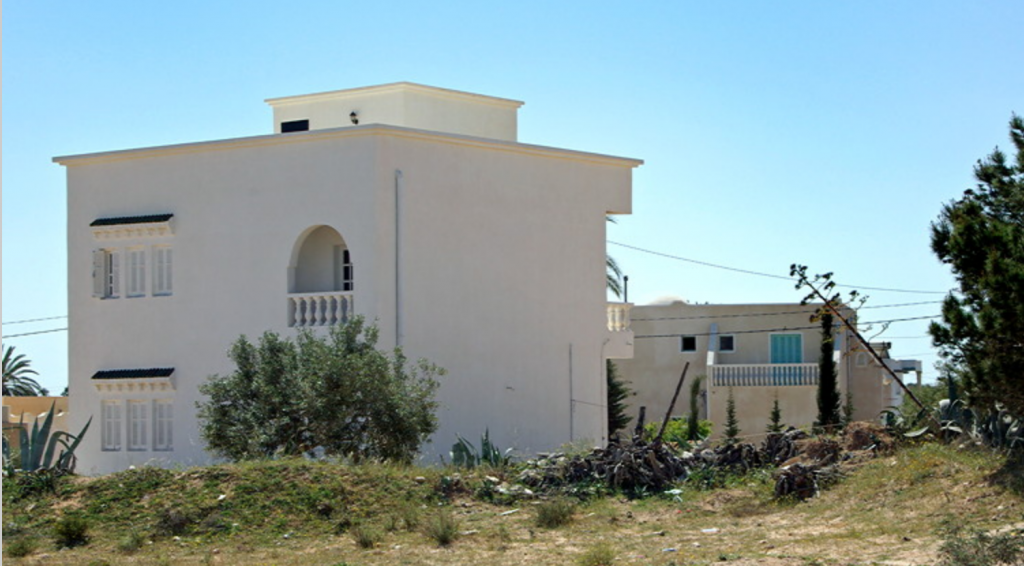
top-left (517, 424), bottom-right (890, 500)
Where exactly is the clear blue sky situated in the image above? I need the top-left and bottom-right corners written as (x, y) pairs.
top-left (3, 2), bottom-right (1022, 394)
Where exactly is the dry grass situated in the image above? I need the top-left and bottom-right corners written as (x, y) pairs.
top-left (2, 443), bottom-right (1021, 565)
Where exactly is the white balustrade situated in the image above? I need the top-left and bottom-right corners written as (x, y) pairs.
top-left (709, 363), bottom-right (819, 387)
top-left (606, 302), bottom-right (633, 332)
top-left (288, 292), bottom-right (355, 327)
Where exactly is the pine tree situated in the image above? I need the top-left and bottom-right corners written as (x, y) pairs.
top-left (842, 391), bottom-right (855, 426)
top-left (816, 312), bottom-right (841, 432)
top-left (930, 114), bottom-right (1024, 417)
top-left (687, 374), bottom-right (706, 442)
top-left (766, 397), bottom-right (784, 433)
top-left (606, 360), bottom-right (633, 437)
top-left (724, 388), bottom-right (740, 445)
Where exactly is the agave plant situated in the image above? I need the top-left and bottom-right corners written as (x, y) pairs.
top-left (2, 401), bottom-right (91, 475)
top-left (974, 405), bottom-right (1023, 451)
top-left (450, 429), bottom-right (513, 469)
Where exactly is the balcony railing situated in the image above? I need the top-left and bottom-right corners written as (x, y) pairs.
top-left (607, 302), bottom-right (632, 332)
top-left (709, 363), bottom-right (819, 387)
top-left (288, 291), bottom-right (354, 328)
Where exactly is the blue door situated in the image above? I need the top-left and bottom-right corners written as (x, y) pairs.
top-left (770, 334), bottom-right (803, 385)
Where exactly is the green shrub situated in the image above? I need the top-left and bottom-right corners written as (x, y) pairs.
top-left (153, 507), bottom-right (196, 537)
top-left (938, 521), bottom-right (1024, 566)
top-left (5, 536), bottom-right (39, 558)
top-left (535, 498), bottom-right (576, 528)
top-left (423, 509), bottom-right (459, 546)
top-left (53, 515), bottom-right (90, 548)
top-left (577, 542), bottom-right (616, 566)
top-left (118, 530), bottom-right (146, 553)
top-left (351, 524), bottom-right (383, 549)
top-left (400, 504), bottom-right (422, 531)
top-left (197, 318), bottom-right (442, 464)
top-left (643, 418), bottom-right (712, 450)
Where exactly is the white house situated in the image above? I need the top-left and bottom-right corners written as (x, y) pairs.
top-left (616, 299), bottom-right (919, 439)
top-left (56, 83), bottom-right (640, 474)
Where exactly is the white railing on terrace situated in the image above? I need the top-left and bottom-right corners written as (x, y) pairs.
top-left (606, 302), bottom-right (632, 332)
top-left (288, 291), bottom-right (355, 328)
top-left (709, 363), bottom-right (819, 387)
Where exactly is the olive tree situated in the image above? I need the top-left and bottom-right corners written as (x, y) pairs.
top-left (197, 317), bottom-right (442, 463)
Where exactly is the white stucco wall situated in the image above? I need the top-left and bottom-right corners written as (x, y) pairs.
top-left (59, 101), bottom-right (639, 474)
top-left (267, 82), bottom-right (523, 142)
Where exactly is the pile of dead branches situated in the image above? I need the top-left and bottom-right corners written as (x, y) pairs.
top-left (518, 423), bottom-right (890, 500)
top-left (518, 438), bottom-right (690, 494)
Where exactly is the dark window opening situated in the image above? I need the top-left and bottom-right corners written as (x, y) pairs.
top-left (719, 335), bottom-right (735, 352)
top-left (681, 336), bottom-right (697, 352)
top-left (281, 119), bottom-right (310, 133)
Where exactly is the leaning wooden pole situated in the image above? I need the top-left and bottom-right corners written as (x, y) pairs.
top-left (655, 362), bottom-right (690, 444)
top-left (798, 274), bottom-right (930, 415)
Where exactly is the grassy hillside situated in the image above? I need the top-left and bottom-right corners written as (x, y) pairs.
top-left (3, 442), bottom-right (1022, 565)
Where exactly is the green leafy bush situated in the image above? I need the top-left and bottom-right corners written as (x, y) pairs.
top-left (938, 521), bottom-right (1024, 566)
top-left (53, 515), bottom-right (90, 548)
top-left (577, 542), bottom-right (615, 566)
top-left (643, 418), bottom-right (712, 451)
top-left (5, 536), bottom-right (39, 558)
top-left (351, 524), bottom-right (383, 549)
top-left (535, 498), bottom-right (576, 528)
top-left (117, 530), bottom-right (146, 553)
top-left (423, 509), bottom-right (459, 546)
top-left (197, 317), bottom-right (442, 463)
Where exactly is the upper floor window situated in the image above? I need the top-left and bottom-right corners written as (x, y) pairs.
top-left (93, 249), bottom-right (121, 299)
top-left (92, 245), bottom-right (173, 299)
top-left (718, 335), bottom-right (736, 353)
top-left (91, 213), bottom-right (174, 300)
top-left (680, 335), bottom-right (697, 352)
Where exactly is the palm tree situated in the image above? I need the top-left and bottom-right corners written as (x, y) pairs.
top-left (606, 217), bottom-right (623, 299)
top-left (3, 345), bottom-right (44, 396)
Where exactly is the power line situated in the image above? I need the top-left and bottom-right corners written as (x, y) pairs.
top-left (609, 241), bottom-right (949, 295)
top-left (631, 301), bottom-right (943, 323)
top-left (2, 328), bottom-right (69, 339)
top-left (633, 315), bottom-right (940, 339)
top-left (2, 315), bottom-right (68, 326)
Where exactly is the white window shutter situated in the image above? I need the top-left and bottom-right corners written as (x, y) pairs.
top-left (109, 251), bottom-right (121, 297)
top-left (92, 250), bottom-right (106, 297)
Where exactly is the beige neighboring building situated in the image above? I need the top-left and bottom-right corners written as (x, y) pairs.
top-left (2, 397), bottom-right (70, 456)
top-left (616, 299), bottom-right (920, 441)
top-left (56, 83), bottom-right (639, 475)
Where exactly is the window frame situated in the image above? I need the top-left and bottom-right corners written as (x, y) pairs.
top-left (153, 245), bottom-right (173, 296)
top-left (680, 335), bottom-right (697, 353)
top-left (127, 400), bottom-right (149, 451)
top-left (93, 249), bottom-right (121, 299)
top-left (152, 399), bottom-right (174, 451)
top-left (126, 247), bottom-right (147, 298)
top-left (101, 400), bottom-right (123, 451)
top-left (718, 334), bottom-right (736, 353)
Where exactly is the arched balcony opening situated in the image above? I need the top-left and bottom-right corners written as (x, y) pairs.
top-left (287, 225), bottom-right (354, 327)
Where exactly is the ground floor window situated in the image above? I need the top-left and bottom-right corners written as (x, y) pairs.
top-left (127, 401), bottom-right (149, 450)
top-left (99, 398), bottom-right (173, 452)
top-left (153, 400), bottom-right (173, 451)
top-left (101, 400), bottom-right (123, 451)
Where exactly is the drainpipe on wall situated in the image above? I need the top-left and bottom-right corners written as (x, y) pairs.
top-left (568, 343), bottom-right (574, 441)
top-left (395, 169), bottom-right (404, 348)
